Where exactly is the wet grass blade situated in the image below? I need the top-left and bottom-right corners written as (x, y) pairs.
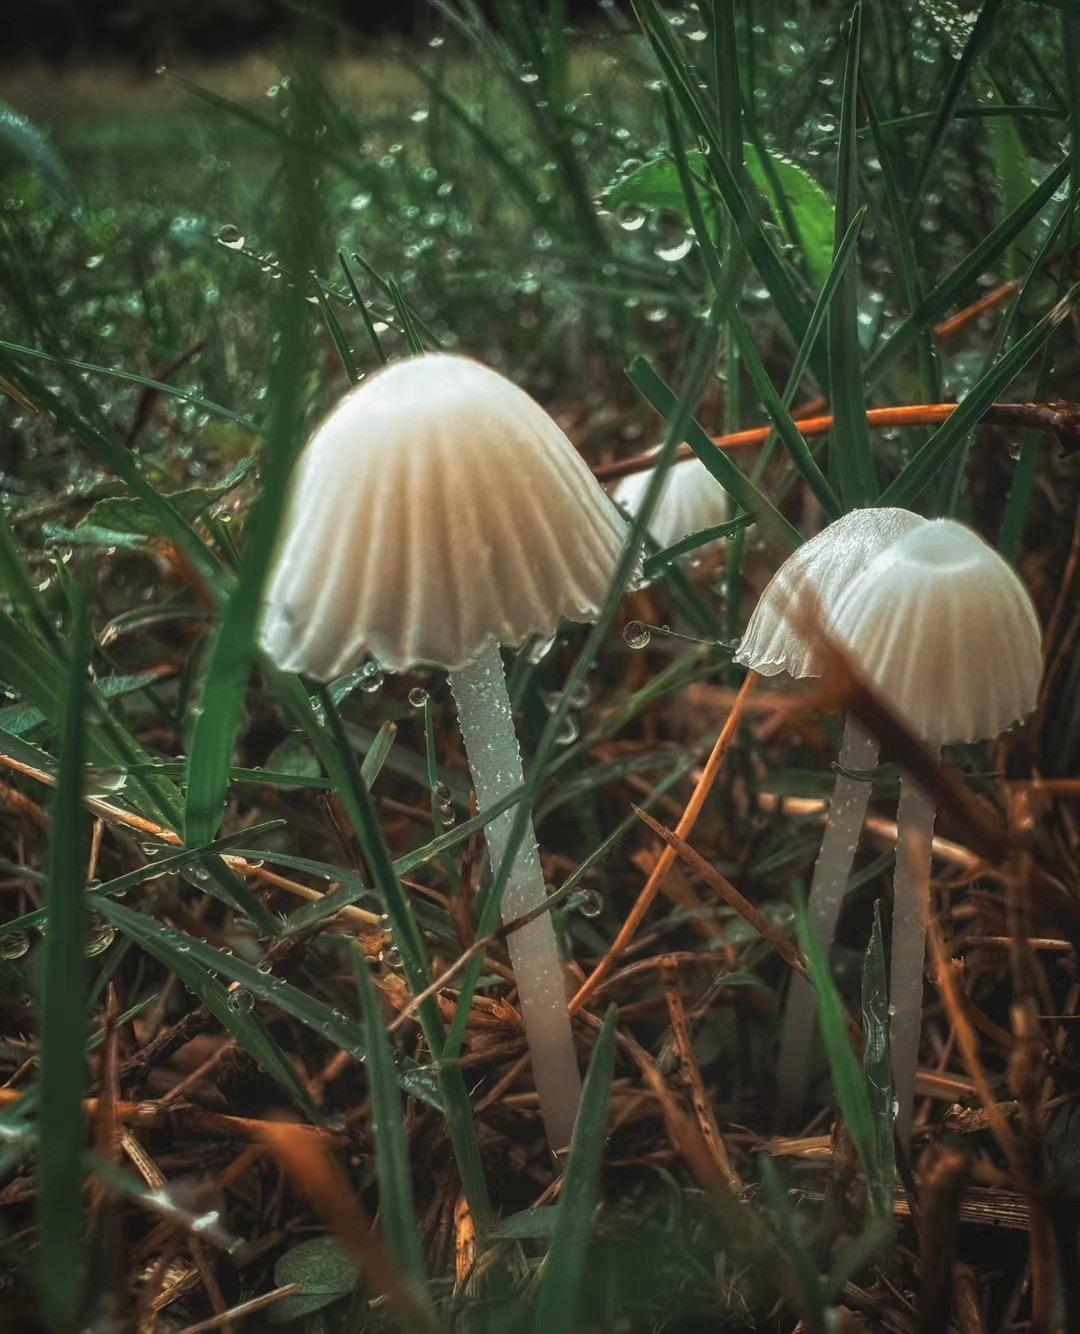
top-left (827, 2), bottom-right (877, 507)
top-left (36, 597), bottom-right (91, 1330)
top-left (795, 895), bottom-right (884, 1221)
top-left (865, 156), bottom-right (1070, 388)
top-left (882, 278), bottom-right (1080, 506)
top-left (631, 0), bottom-right (819, 374)
top-left (0, 821), bottom-right (284, 940)
top-left (628, 355), bottom-right (802, 555)
top-left (907, 0), bottom-right (1007, 215)
top-left (533, 1006), bottom-right (617, 1333)
top-left (183, 79), bottom-right (315, 855)
top-left (352, 948), bottom-right (431, 1295)
top-left (861, 902), bottom-right (895, 1217)
top-left (273, 673), bottom-right (491, 1226)
top-left (96, 896), bottom-right (438, 1110)
top-left (729, 312), bottom-right (841, 518)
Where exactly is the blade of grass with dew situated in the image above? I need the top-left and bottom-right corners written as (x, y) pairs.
top-left (270, 671), bottom-right (490, 1225)
top-left (0, 339), bottom-right (256, 436)
top-left (311, 281), bottom-right (358, 384)
top-left (338, 253), bottom-right (388, 367)
top-left (794, 894), bottom-right (890, 1224)
top-left (96, 897), bottom-right (438, 1110)
top-left (35, 596), bottom-right (91, 1331)
top-left (0, 351), bottom-right (223, 595)
top-left (882, 277), bottom-right (1080, 506)
top-left (0, 821), bottom-right (284, 940)
top-left (863, 85), bottom-right (943, 408)
top-left (827, 2), bottom-right (877, 508)
top-left (861, 901), bottom-right (895, 1218)
top-left (631, 0), bottom-right (820, 375)
top-left (442, 305), bottom-right (730, 1064)
top-left (627, 356), bottom-right (802, 555)
top-left (533, 1005), bottom-right (618, 1333)
top-left (352, 948), bottom-right (432, 1295)
top-left (907, 0), bottom-right (1007, 216)
top-left (865, 155), bottom-right (1070, 388)
top-left (643, 512), bottom-right (756, 576)
top-left (729, 312), bottom-right (841, 517)
top-left (183, 77), bottom-right (317, 853)
top-left (749, 205), bottom-right (869, 484)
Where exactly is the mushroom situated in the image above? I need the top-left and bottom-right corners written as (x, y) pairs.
top-left (829, 518), bottom-right (1042, 1142)
top-left (735, 506), bottom-right (927, 1113)
top-left (260, 352), bottom-right (629, 1149)
top-left (612, 456), bottom-right (731, 554)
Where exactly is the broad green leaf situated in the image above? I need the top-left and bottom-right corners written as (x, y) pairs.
top-left (77, 458), bottom-right (256, 540)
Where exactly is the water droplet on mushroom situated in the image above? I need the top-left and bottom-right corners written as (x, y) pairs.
top-left (623, 620), bottom-right (651, 649)
top-left (360, 663), bottom-right (384, 693)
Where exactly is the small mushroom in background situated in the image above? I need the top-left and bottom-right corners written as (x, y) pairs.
top-left (734, 506), bottom-right (927, 1116)
top-left (611, 455), bottom-right (732, 557)
top-left (830, 517), bottom-right (1043, 1143)
top-left (260, 352), bottom-right (630, 1151)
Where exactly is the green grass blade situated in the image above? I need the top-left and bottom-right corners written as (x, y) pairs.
top-left (882, 278), bottom-right (1080, 506)
top-left (827, 2), bottom-right (877, 507)
top-left (352, 949), bottom-right (432, 1297)
top-left (183, 82), bottom-right (316, 854)
top-left (630, 0), bottom-right (819, 373)
top-left (795, 894), bottom-right (885, 1220)
top-left (533, 1006), bottom-right (617, 1333)
top-left (275, 675), bottom-right (490, 1226)
top-left (907, 0), bottom-right (1007, 214)
top-left (36, 597), bottom-right (91, 1330)
top-left (729, 312), bottom-right (841, 517)
top-left (866, 156), bottom-right (1070, 387)
top-left (0, 821), bottom-right (285, 940)
top-left (759, 1157), bottom-right (826, 1332)
top-left (861, 902), bottom-right (895, 1217)
top-left (627, 355), bottom-right (802, 554)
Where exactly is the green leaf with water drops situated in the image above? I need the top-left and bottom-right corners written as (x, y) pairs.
top-left (76, 457), bottom-right (256, 540)
top-left (0, 100), bottom-right (78, 209)
top-left (600, 143), bottom-right (835, 286)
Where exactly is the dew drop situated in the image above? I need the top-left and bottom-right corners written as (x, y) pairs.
top-left (216, 225), bottom-right (246, 250)
top-left (360, 663), bottom-right (385, 693)
top-left (655, 234), bottom-right (694, 263)
top-left (408, 686), bottom-right (429, 708)
top-left (0, 932), bottom-right (29, 961)
top-left (84, 915), bottom-right (116, 957)
top-left (623, 620), bottom-right (651, 649)
top-left (227, 988), bottom-right (254, 1014)
top-left (555, 715), bottom-right (579, 746)
top-left (578, 889), bottom-right (604, 918)
top-left (616, 203), bottom-right (647, 232)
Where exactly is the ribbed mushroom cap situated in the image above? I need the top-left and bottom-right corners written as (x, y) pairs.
top-left (735, 507), bottom-right (926, 679)
top-left (612, 457), bottom-right (731, 551)
top-left (829, 518), bottom-right (1043, 744)
top-left (259, 353), bottom-right (629, 677)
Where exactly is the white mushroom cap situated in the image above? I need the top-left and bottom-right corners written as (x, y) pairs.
top-left (828, 518), bottom-right (1043, 744)
top-left (735, 507), bottom-right (927, 679)
top-left (259, 353), bottom-right (629, 677)
top-left (611, 456), bottom-right (731, 552)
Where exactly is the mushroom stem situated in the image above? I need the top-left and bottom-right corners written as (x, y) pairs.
top-left (890, 766), bottom-right (936, 1147)
top-left (449, 642), bottom-right (582, 1149)
top-left (777, 717), bottom-right (879, 1116)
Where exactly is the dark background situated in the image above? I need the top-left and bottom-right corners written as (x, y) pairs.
top-left (3, 1), bottom-right (606, 67)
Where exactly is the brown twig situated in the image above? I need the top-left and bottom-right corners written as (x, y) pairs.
top-left (569, 672), bottom-right (757, 1013)
top-left (594, 400), bottom-right (1080, 481)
